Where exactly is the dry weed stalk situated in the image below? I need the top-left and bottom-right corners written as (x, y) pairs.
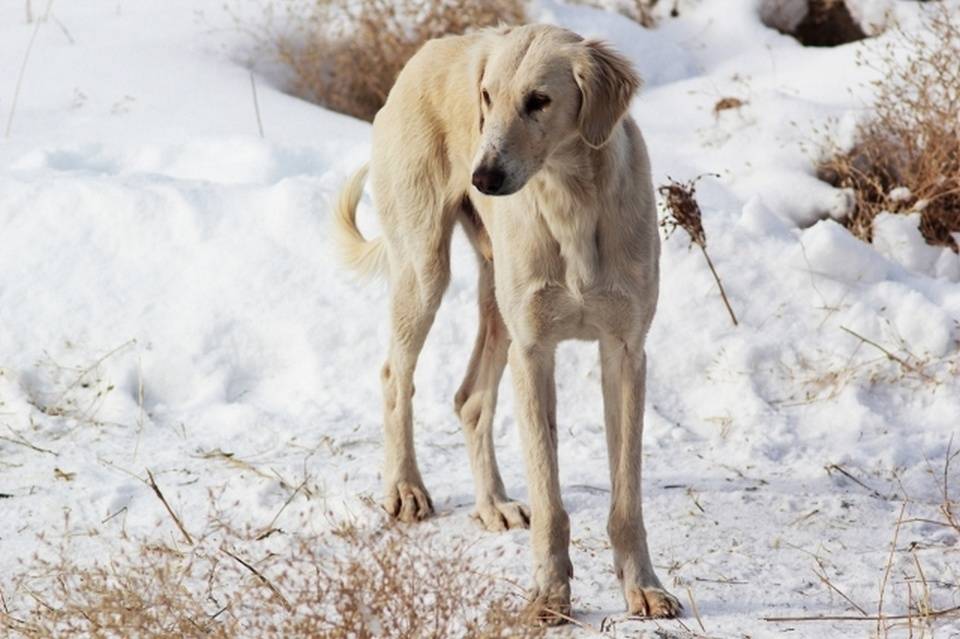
top-left (235, 0), bottom-right (525, 121)
top-left (659, 176), bottom-right (739, 326)
top-left (145, 468), bottom-right (194, 546)
top-left (935, 437), bottom-right (960, 536)
top-left (768, 322), bottom-right (956, 408)
top-left (819, 5), bottom-right (960, 251)
top-left (5, 0), bottom-right (53, 138)
top-left (1, 514), bottom-right (542, 638)
top-left (32, 339), bottom-right (136, 425)
top-left (839, 326), bottom-right (938, 384)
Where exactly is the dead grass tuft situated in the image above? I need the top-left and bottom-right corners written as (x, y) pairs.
top-left (234, 0), bottom-right (526, 122)
top-left (818, 6), bottom-right (960, 251)
top-left (1, 514), bottom-right (541, 638)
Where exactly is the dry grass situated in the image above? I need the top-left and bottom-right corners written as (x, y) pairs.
top-left (765, 325), bottom-right (958, 409)
top-left (765, 450), bottom-right (960, 634)
top-left (566, 0), bottom-right (660, 28)
top-left (0, 511), bottom-right (542, 638)
top-left (818, 6), bottom-right (960, 251)
top-left (234, 0), bottom-right (526, 122)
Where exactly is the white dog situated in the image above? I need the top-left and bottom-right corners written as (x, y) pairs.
top-left (334, 23), bottom-right (680, 623)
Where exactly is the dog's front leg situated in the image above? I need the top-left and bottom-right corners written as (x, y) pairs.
top-left (509, 343), bottom-right (572, 625)
top-left (600, 336), bottom-right (681, 618)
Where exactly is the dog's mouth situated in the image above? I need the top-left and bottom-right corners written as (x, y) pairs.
top-left (475, 184), bottom-right (521, 197)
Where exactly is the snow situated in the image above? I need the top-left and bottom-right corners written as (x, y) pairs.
top-left (2, 0), bottom-right (959, 637)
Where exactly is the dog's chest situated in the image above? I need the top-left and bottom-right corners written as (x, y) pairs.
top-left (526, 181), bottom-right (601, 298)
top-left (490, 197), bottom-right (647, 344)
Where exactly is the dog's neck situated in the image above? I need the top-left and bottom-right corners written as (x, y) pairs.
top-left (526, 133), bottom-right (617, 296)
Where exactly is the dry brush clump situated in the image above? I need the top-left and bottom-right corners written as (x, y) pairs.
top-left (1, 515), bottom-right (542, 638)
top-left (235, 0), bottom-right (526, 121)
top-left (818, 6), bottom-right (960, 252)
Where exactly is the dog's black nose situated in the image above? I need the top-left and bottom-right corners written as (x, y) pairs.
top-left (472, 167), bottom-right (506, 195)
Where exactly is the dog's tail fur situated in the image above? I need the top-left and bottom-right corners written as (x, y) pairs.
top-left (333, 165), bottom-right (387, 277)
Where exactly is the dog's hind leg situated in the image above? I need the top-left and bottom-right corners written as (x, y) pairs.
top-left (599, 336), bottom-right (681, 618)
top-left (454, 259), bottom-right (530, 531)
top-left (379, 209), bottom-right (455, 523)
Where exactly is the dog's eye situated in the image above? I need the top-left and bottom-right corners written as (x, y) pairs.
top-left (481, 89), bottom-right (491, 107)
top-left (524, 92), bottom-right (551, 114)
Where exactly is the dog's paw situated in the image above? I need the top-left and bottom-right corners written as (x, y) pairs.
top-left (625, 586), bottom-right (683, 619)
top-left (383, 481), bottom-right (434, 523)
top-left (525, 581), bottom-right (572, 626)
top-left (472, 499), bottom-right (530, 531)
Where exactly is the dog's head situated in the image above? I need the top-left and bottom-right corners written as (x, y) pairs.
top-left (471, 25), bottom-right (641, 196)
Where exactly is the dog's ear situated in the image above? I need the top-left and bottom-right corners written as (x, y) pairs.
top-left (573, 40), bottom-right (641, 148)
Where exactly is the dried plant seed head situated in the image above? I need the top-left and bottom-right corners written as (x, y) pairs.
top-left (658, 176), bottom-right (710, 247)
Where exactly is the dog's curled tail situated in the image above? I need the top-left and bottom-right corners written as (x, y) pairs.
top-left (333, 165), bottom-right (387, 278)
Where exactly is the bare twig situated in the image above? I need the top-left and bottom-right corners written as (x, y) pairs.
top-left (878, 502), bottom-right (907, 635)
top-left (686, 585), bottom-right (706, 633)
top-left (197, 448), bottom-right (292, 489)
top-left (221, 547), bottom-right (292, 611)
top-left (51, 14), bottom-right (74, 44)
top-left (258, 478), bottom-right (307, 537)
top-left (100, 506), bottom-right (127, 524)
top-left (840, 326), bottom-right (935, 383)
top-left (911, 550), bottom-right (932, 619)
top-left (132, 354), bottom-right (145, 462)
top-left (825, 463), bottom-right (891, 500)
top-left (699, 243), bottom-right (738, 326)
top-left (145, 469), bottom-right (193, 545)
top-left (764, 605), bottom-right (960, 623)
top-left (6, 0), bottom-right (54, 138)
top-left (0, 426), bottom-right (58, 456)
top-left (813, 560), bottom-right (868, 616)
top-left (940, 436), bottom-right (959, 534)
top-left (249, 70), bottom-right (264, 138)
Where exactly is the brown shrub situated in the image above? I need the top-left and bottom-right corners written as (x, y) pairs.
top-left (239, 0), bottom-right (526, 122)
top-left (818, 6), bottom-right (960, 251)
top-left (1, 516), bottom-right (542, 638)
